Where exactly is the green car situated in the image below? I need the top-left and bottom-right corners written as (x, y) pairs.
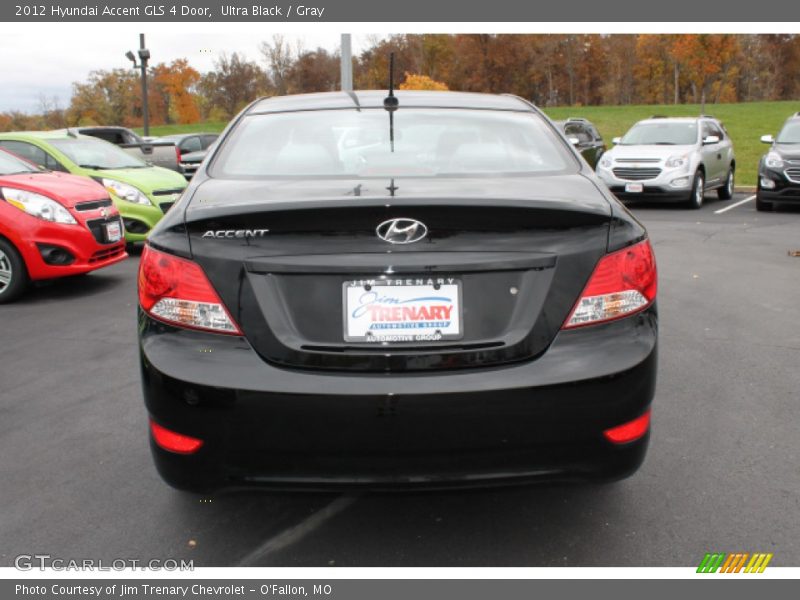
top-left (0, 131), bottom-right (187, 243)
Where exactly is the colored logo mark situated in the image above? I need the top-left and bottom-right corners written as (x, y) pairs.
top-left (697, 552), bottom-right (773, 573)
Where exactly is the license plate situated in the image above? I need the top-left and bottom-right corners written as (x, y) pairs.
top-left (105, 221), bottom-right (122, 242)
top-left (343, 279), bottom-right (462, 343)
top-left (625, 182), bottom-right (644, 193)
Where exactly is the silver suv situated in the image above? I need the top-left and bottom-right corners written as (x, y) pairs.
top-left (596, 116), bottom-right (735, 209)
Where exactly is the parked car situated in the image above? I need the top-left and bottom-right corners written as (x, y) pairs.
top-left (174, 149), bottom-right (207, 179)
top-left (756, 112), bottom-right (800, 211)
top-left (596, 116), bottom-right (735, 209)
top-left (157, 133), bottom-right (219, 179)
top-left (77, 126), bottom-right (182, 173)
top-left (0, 131), bottom-right (187, 244)
top-left (553, 117), bottom-right (606, 169)
top-left (0, 148), bottom-right (126, 303)
top-left (138, 90), bottom-right (658, 492)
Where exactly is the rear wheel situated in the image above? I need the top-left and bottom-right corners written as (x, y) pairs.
top-left (755, 193), bottom-right (774, 212)
top-left (687, 171), bottom-right (705, 209)
top-left (0, 239), bottom-right (29, 304)
top-left (718, 168), bottom-right (734, 200)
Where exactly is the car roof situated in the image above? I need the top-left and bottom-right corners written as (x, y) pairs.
top-left (0, 130), bottom-right (95, 141)
top-left (636, 117), bottom-right (706, 125)
top-left (247, 90), bottom-right (533, 114)
top-left (160, 133), bottom-right (217, 140)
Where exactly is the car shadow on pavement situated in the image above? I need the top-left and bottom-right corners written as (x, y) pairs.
top-left (23, 268), bottom-right (129, 303)
top-left (157, 480), bottom-right (637, 567)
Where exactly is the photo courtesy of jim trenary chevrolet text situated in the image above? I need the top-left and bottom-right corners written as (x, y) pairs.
top-left (0, 0), bottom-right (798, 597)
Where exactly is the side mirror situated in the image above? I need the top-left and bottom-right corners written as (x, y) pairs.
top-left (567, 137), bottom-right (580, 146)
top-left (612, 137), bottom-right (621, 145)
top-left (702, 135), bottom-right (720, 145)
top-left (760, 134), bottom-right (775, 144)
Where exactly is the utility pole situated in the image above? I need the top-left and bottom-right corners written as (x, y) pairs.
top-left (125, 34), bottom-right (151, 136)
top-left (138, 34), bottom-right (151, 136)
top-left (340, 34), bottom-right (353, 91)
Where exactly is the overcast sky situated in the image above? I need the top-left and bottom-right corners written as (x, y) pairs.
top-left (0, 27), bottom-right (378, 113)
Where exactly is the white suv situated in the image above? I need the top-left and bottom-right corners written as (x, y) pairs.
top-left (596, 116), bottom-right (735, 209)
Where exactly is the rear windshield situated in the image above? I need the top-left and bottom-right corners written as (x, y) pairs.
top-left (50, 138), bottom-right (147, 170)
top-left (776, 121), bottom-right (800, 144)
top-left (620, 122), bottom-right (698, 146)
top-left (210, 108), bottom-right (575, 179)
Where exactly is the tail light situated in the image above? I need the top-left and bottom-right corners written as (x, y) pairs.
top-left (175, 145), bottom-right (182, 163)
top-left (563, 239), bottom-right (657, 329)
top-left (150, 419), bottom-right (204, 454)
top-left (603, 409), bottom-right (651, 444)
top-left (138, 245), bottom-right (242, 335)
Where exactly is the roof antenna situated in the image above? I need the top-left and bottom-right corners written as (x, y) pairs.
top-left (384, 53), bottom-right (399, 153)
top-left (383, 53), bottom-right (399, 112)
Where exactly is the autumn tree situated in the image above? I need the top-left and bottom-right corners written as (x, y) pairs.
top-left (285, 48), bottom-right (339, 93)
top-left (38, 95), bottom-right (67, 129)
top-left (152, 59), bottom-right (201, 124)
top-left (399, 73), bottom-right (448, 91)
top-left (672, 35), bottom-right (740, 108)
top-left (199, 53), bottom-right (269, 119)
top-left (68, 69), bottom-right (139, 126)
top-left (260, 34), bottom-right (294, 95)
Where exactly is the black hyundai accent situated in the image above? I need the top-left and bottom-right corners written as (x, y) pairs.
top-left (137, 90), bottom-right (658, 491)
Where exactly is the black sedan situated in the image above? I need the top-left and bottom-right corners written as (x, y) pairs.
top-left (138, 90), bottom-right (658, 492)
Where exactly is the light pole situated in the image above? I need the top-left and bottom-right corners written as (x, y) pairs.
top-left (340, 34), bottom-right (353, 91)
top-left (126, 34), bottom-right (151, 136)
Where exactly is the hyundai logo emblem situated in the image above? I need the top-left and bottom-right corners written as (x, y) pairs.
top-left (376, 218), bottom-right (428, 244)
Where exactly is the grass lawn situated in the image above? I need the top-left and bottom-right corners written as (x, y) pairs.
top-left (546, 101), bottom-right (800, 187)
top-left (136, 121), bottom-right (229, 136)
top-left (136, 101), bottom-right (800, 186)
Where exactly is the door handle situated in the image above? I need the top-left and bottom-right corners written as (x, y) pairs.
top-left (717, 153), bottom-right (722, 159)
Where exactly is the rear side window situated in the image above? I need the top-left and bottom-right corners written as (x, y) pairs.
top-left (211, 108), bottom-right (576, 179)
top-left (565, 122), bottom-right (592, 143)
top-left (180, 137), bottom-right (202, 153)
top-left (84, 130), bottom-right (125, 144)
top-left (705, 122), bottom-right (724, 140)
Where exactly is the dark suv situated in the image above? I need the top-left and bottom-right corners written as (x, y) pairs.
top-left (554, 118), bottom-right (606, 169)
top-left (757, 113), bottom-right (800, 211)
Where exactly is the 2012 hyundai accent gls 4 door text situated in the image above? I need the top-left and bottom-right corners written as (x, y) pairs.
top-left (137, 91), bottom-right (658, 491)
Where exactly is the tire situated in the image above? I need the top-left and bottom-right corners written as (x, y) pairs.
top-left (0, 238), bottom-right (29, 304)
top-left (717, 168), bottom-right (734, 200)
top-left (687, 170), bottom-right (705, 210)
top-left (755, 193), bottom-right (774, 212)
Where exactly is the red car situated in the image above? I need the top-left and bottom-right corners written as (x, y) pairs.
top-left (0, 149), bottom-right (127, 303)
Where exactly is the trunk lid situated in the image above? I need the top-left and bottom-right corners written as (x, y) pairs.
top-left (185, 175), bottom-right (611, 372)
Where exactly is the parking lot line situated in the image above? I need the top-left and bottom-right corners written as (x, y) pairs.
top-left (236, 494), bottom-right (360, 566)
top-left (714, 194), bottom-right (755, 214)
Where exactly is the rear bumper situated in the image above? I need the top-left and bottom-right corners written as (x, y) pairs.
top-left (139, 307), bottom-right (658, 491)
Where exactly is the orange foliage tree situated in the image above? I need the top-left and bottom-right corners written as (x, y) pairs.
top-left (152, 59), bottom-right (202, 124)
top-left (399, 73), bottom-right (449, 91)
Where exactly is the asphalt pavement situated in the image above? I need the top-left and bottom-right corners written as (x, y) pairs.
top-left (1, 191), bottom-right (798, 567)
